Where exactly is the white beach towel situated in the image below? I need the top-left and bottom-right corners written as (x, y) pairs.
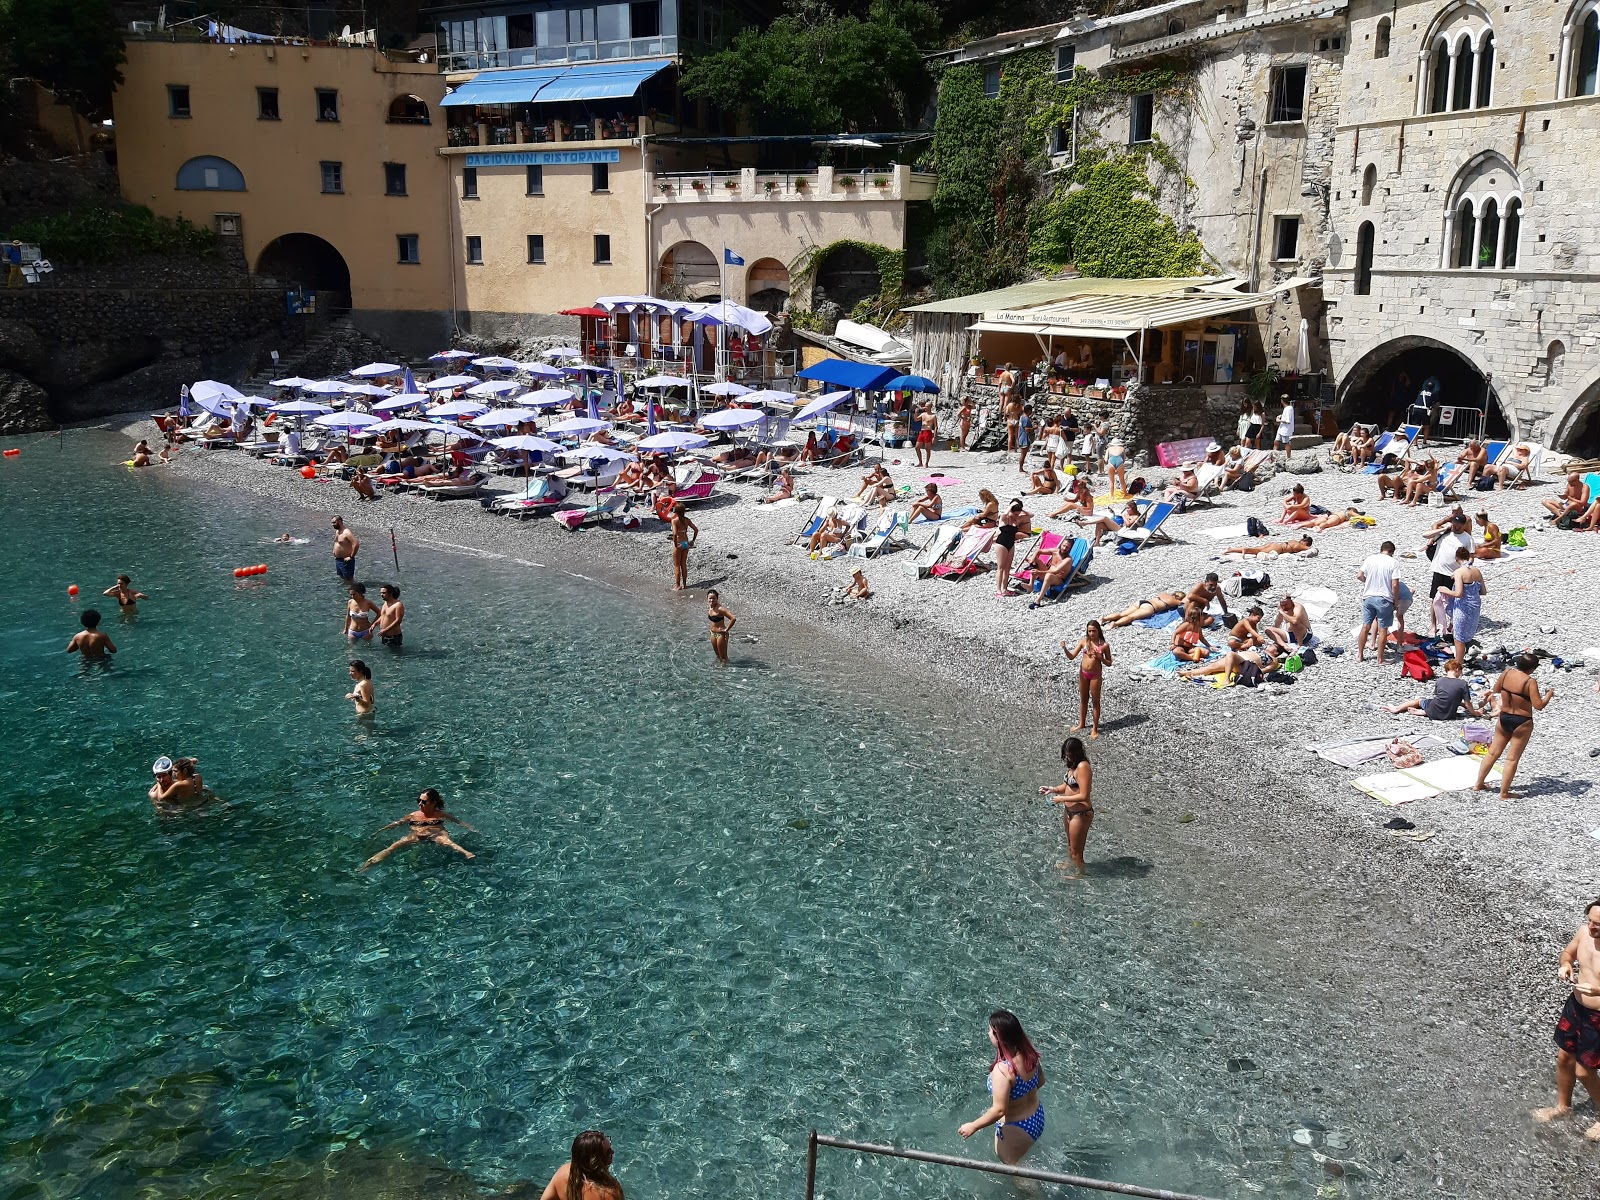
top-left (1352, 756), bottom-right (1501, 803)
top-left (1205, 523), bottom-right (1251, 540)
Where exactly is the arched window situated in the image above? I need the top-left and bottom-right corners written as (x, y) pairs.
top-left (1453, 198), bottom-right (1477, 267)
top-left (1167, 17), bottom-right (1185, 35)
top-left (1375, 16), bottom-right (1391, 58)
top-left (1545, 339), bottom-right (1566, 386)
top-left (1420, 3), bottom-right (1495, 114)
top-left (1355, 221), bottom-right (1375, 295)
top-left (1361, 163), bottom-right (1377, 206)
top-left (388, 94), bottom-right (430, 124)
top-left (1476, 197), bottom-right (1500, 268)
top-left (1444, 152), bottom-right (1523, 269)
top-left (1502, 197), bottom-right (1522, 267)
top-left (176, 155), bottom-right (246, 191)
top-left (1564, 2), bottom-right (1600, 97)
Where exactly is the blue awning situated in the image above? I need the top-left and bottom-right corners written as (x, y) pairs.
top-left (440, 65), bottom-right (568, 107)
top-left (795, 359), bottom-right (902, 392)
top-left (440, 59), bottom-right (673, 108)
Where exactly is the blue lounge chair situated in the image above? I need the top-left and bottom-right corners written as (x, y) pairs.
top-left (1124, 501), bottom-right (1178, 550)
top-left (905, 524), bottom-right (961, 577)
top-left (1030, 537), bottom-right (1093, 605)
top-left (849, 508), bottom-right (905, 559)
top-left (793, 496), bottom-right (838, 544)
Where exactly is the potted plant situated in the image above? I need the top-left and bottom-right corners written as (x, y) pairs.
top-left (723, 179), bottom-right (739, 191)
top-left (872, 176), bottom-right (889, 189)
top-left (839, 175), bottom-right (858, 187)
top-left (656, 181), bottom-right (672, 194)
top-left (692, 179), bottom-right (707, 192)
top-left (794, 177), bottom-right (809, 192)
top-left (763, 179), bottom-right (779, 194)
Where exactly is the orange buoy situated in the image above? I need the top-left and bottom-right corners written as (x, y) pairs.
top-left (2, 448), bottom-right (19, 457)
top-left (67, 584), bottom-right (79, 596)
top-left (300, 465), bottom-right (316, 479)
top-left (255, 564), bottom-right (268, 574)
top-left (233, 568), bottom-right (245, 578)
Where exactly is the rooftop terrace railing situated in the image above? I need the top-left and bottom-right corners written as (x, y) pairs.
top-left (439, 35), bottom-right (677, 73)
top-left (803, 1132), bottom-right (1227, 1200)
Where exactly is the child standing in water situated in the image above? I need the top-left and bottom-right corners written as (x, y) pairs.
top-left (360, 789), bottom-right (476, 871)
top-left (346, 660), bottom-right (374, 715)
top-left (1059, 621), bottom-right (1112, 738)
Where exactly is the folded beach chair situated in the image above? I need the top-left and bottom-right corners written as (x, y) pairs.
top-left (848, 508), bottom-right (905, 559)
top-left (794, 496), bottom-right (838, 544)
top-left (1031, 536), bottom-right (1093, 603)
top-left (1013, 530), bottom-right (1064, 587)
top-left (1124, 501), bottom-right (1177, 550)
top-left (905, 523), bottom-right (961, 577)
top-left (930, 526), bottom-right (997, 579)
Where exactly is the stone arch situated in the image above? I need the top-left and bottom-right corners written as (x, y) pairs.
top-left (744, 257), bottom-right (790, 313)
top-left (1561, 0), bottom-right (1600, 97)
top-left (1419, 1), bottom-right (1495, 114)
top-left (812, 244), bottom-right (881, 311)
top-left (176, 155), bottom-right (246, 191)
top-left (1545, 339), bottom-right (1567, 387)
top-left (657, 240), bottom-right (718, 299)
top-left (256, 233), bottom-right (351, 310)
top-left (1354, 221), bottom-right (1375, 295)
top-left (1360, 163), bottom-right (1377, 205)
top-left (1442, 152), bottom-right (1521, 269)
top-left (1335, 331), bottom-right (1510, 439)
top-left (387, 94), bottom-right (431, 124)
top-left (1549, 367), bottom-right (1600, 454)
top-left (1374, 15), bottom-right (1391, 58)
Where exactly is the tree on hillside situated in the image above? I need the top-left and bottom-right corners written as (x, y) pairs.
top-left (680, 0), bottom-right (938, 135)
top-left (1, 0), bottom-right (126, 117)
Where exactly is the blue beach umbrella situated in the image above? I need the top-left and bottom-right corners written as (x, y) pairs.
top-left (884, 374), bottom-right (940, 393)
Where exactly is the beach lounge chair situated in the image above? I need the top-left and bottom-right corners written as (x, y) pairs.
top-left (1012, 531), bottom-right (1064, 587)
top-left (487, 474), bottom-right (568, 518)
top-left (1435, 462), bottom-right (1468, 499)
top-left (905, 524), bottom-right (961, 577)
top-left (847, 508), bottom-right (905, 559)
top-left (1124, 501), bottom-right (1178, 550)
top-left (794, 496), bottom-right (838, 544)
top-left (1502, 443), bottom-right (1543, 488)
top-left (421, 472), bottom-right (487, 501)
top-left (930, 526), bottom-right (997, 579)
top-left (1228, 449), bottom-right (1269, 490)
top-left (1189, 463), bottom-right (1225, 507)
top-left (553, 491), bottom-right (630, 530)
top-left (1030, 537), bottom-right (1093, 604)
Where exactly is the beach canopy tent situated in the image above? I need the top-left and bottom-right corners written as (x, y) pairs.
top-left (700, 408), bottom-right (765, 430)
top-left (793, 390), bottom-right (856, 422)
top-left (639, 431), bottom-right (709, 451)
top-left (544, 416), bottom-right (608, 436)
top-left (796, 359), bottom-right (901, 392)
top-left (423, 374), bottom-right (480, 390)
top-left (350, 362), bottom-right (403, 377)
top-left (440, 59), bottom-right (671, 107)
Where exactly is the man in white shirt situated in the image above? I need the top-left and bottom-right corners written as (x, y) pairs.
top-left (1427, 513), bottom-right (1476, 634)
top-left (1275, 394), bottom-right (1298, 462)
top-left (1356, 539), bottom-right (1401, 663)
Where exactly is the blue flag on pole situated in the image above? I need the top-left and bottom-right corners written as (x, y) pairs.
top-left (724, 248), bottom-right (744, 266)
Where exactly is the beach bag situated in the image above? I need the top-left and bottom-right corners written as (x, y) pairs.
top-left (1386, 739), bottom-right (1425, 769)
top-left (1298, 646), bottom-right (1318, 667)
top-left (1400, 649), bottom-right (1434, 682)
top-left (1463, 719), bottom-right (1492, 746)
top-left (1115, 538), bottom-right (1138, 555)
top-left (1474, 476), bottom-right (1495, 491)
top-left (1127, 475), bottom-right (1146, 495)
top-left (1246, 516), bottom-right (1269, 538)
top-left (1283, 651), bottom-right (1304, 673)
top-left (1236, 661), bottom-right (1263, 688)
top-left (1558, 510), bottom-right (1578, 530)
top-left (1309, 504), bottom-right (1330, 516)
top-left (1506, 526), bottom-right (1527, 547)
top-left (1240, 569), bottom-right (1271, 596)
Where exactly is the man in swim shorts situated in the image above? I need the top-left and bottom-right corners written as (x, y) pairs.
top-left (376, 584), bottom-right (405, 647)
top-left (66, 610), bottom-right (117, 662)
top-left (1534, 899), bottom-right (1600, 1140)
top-left (331, 516), bottom-right (359, 581)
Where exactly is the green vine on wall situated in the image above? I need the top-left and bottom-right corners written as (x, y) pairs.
top-left (789, 237), bottom-right (908, 324)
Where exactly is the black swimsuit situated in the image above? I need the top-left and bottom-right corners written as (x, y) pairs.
top-left (996, 524), bottom-right (1020, 550)
top-left (1498, 673), bottom-right (1534, 735)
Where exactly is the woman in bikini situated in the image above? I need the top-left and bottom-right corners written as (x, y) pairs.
top-left (346, 659), bottom-right (375, 716)
top-left (1102, 590), bottom-right (1187, 629)
top-left (1474, 653), bottom-right (1553, 800)
top-left (1079, 497), bottom-right (1141, 547)
top-left (344, 583), bottom-right (379, 641)
top-left (539, 1130), bottom-right (625, 1200)
top-left (669, 503), bottom-right (697, 591)
top-left (993, 500), bottom-right (1033, 597)
top-left (706, 590), bottom-right (735, 662)
top-left (1048, 476), bottom-right (1095, 520)
top-left (958, 1010), bottom-right (1045, 1164)
top-left (962, 488), bottom-right (1000, 529)
top-left (103, 574), bottom-right (147, 612)
top-left (1060, 621), bottom-right (1112, 738)
top-left (360, 788), bottom-right (477, 871)
top-left (1040, 736), bottom-right (1094, 874)
top-left (1169, 612), bottom-right (1212, 663)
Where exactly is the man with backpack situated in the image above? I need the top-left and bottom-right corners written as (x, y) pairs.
top-left (1357, 540), bottom-right (1401, 664)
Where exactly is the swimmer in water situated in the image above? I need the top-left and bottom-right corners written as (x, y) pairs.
top-left (130, 440), bottom-right (153, 467)
top-left (148, 756), bottom-right (205, 805)
top-left (346, 659), bottom-right (374, 715)
top-left (103, 574), bottom-right (147, 612)
top-left (344, 583), bottom-right (378, 641)
top-left (66, 609), bottom-right (116, 662)
top-left (360, 788), bottom-right (477, 871)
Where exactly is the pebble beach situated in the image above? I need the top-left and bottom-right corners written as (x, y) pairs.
top-left (102, 411), bottom-right (1600, 1188)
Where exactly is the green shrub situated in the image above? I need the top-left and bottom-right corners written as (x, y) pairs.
top-left (13, 204), bottom-right (219, 264)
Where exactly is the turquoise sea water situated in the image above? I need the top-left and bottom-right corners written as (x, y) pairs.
top-left (0, 433), bottom-right (1542, 1199)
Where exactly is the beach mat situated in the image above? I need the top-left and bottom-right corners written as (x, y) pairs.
top-left (1142, 649), bottom-right (1218, 677)
top-left (1134, 608), bottom-right (1186, 630)
top-left (1352, 756), bottom-right (1501, 804)
top-left (914, 504), bottom-right (979, 525)
top-left (1204, 523), bottom-right (1251, 540)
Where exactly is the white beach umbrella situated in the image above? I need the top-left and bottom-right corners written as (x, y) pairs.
top-left (466, 379), bottom-right (524, 397)
top-left (793, 390), bottom-right (855, 422)
top-left (426, 399), bottom-right (490, 419)
top-left (700, 408), bottom-right (765, 430)
top-left (270, 399), bottom-right (334, 415)
top-left (314, 411), bottom-right (382, 429)
top-left (702, 381), bottom-right (753, 397)
top-left (369, 417), bottom-right (437, 433)
top-left (544, 417), bottom-right (607, 436)
top-left (491, 434), bottom-right (563, 454)
top-left (636, 374), bottom-right (692, 389)
top-left (471, 355), bottom-right (522, 370)
top-left (469, 408), bottom-right (541, 428)
top-left (301, 379), bottom-right (356, 395)
top-left (344, 382), bottom-right (395, 398)
top-left (350, 362), bottom-right (404, 377)
top-left (373, 393), bottom-right (429, 413)
top-left (429, 349), bottom-right (473, 360)
top-left (269, 375), bottom-right (318, 389)
top-left (541, 347), bottom-right (582, 359)
top-left (517, 362), bottom-right (564, 378)
top-left (524, 388), bottom-right (576, 408)
top-left (423, 374), bottom-right (479, 390)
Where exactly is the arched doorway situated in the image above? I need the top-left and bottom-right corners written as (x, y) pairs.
top-left (387, 94), bottom-right (430, 124)
top-left (256, 233), bottom-right (351, 311)
top-left (813, 244), bottom-right (881, 311)
top-left (657, 240), bottom-right (718, 298)
top-left (1549, 371), bottom-right (1600, 456)
top-left (1336, 335), bottom-right (1510, 440)
top-left (745, 257), bottom-right (789, 313)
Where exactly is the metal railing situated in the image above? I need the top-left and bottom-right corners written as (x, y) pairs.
top-left (440, 35), bottom-right (677, 72)
top-left (803, 1132), bottom-right (1226, 1200)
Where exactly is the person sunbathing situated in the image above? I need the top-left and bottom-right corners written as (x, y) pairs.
top-left (1402, 457), bottom-right (1439, 506)
top-left (799, 431), bottom-right (819, 463)
top-left (759, 468), bottom-right (796, 504)
top-left (1049, 478), bottom-right (1095, 519)
top-left (713, 444), bottom-right (758, 469)
top-left (1178, 645), bottom-right (1282, 681)
top-left (1375, 461), bottom-right (1412, 500)
top-left (1263, 594), bottom-right (1311, 649)
top-left (614, 460), bottom-right (646, 490)
top-left (807, 512), bottom-right (852, 554)
top-left (1102, 590), bottom-right (1187, 629)
top-left (1300, 506), bottom-right (1363, 531)
top-left (1223, 534), bottom-right (1313, 556)
top-left (613, 397), bottom-right (637, 420)
top-left (909, 483), bottom-right (943, 523)
top-left (1456, 440), bottom-right (1488, 486)
top-left (1483, 444), bottom-right (1531, 489)
top-left (1220, 446), bottom-right (1249, 487)
top-left (1026, 461), bottom-right (1060, 495)
top-left (963, 488), bottom-right (1000, 529)
top-left (854, 464), bottom-right (890, 501)
top-left (1474, 510), bottom-right (1504, 554)
top-left (414, 464), bottom-right (473, 488)
top-left (1029, 539), bottom-right (1083, 601)
top-left (1080, 497), bottom-right (1142, 546)
top-left (1170, 612), bottom-right (1212, 663)
top-left (1163, 468), bottom-right (1201, 504)
top-left (1280, 484), bottom-right (1312, 523)
top-left (1543, 473), bottom-right (1591, 523)
top-left (324, 444), bottom-right (350, 465)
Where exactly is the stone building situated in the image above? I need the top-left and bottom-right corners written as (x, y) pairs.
top-left (1324, 0), bottom-right (1600, 454)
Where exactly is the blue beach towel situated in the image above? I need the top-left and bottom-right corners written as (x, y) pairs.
top-left (915, 504), bottom-right (979, 525)
top-left (1142, 649), bottom-right (1219, 677)
top-left (1134, 608), bottom-right (1186, 630)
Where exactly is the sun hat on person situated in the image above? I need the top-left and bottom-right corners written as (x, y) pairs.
top-left (1207, 442), bottom-right (1222, 452)
top-left (152, 756), bottom-right (173, 775)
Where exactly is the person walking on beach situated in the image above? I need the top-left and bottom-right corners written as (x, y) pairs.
top-left (66, 610), bottom-right (116, 663)
top-left (376, 584), bottom-right (405, 647)
top-left (360, 788), bottom-right (476, 871)
top-left (669, 502), bottom-right (697, 591)
top-left (331, 517), bottom-right (359, 582)
top-left (1434, 546), bottom-right (1486, 662)
top-left (346, 660), bottom-right (374, 716)
top-left (1356, 541), bottom-right (1400, 663)
top-left (1060, 622), bottom-right (1111, 738)
top-left (706, 590), bottom-right (735, 663)
top-left (1475, 653), bottom-right (1552, 800)
top-left (1040, 736), bottom-right (1093, 874)
top-left (539, 1130), bottom-right (625, 1200)
top-left (103, 575), bottom-right (147, 612)
top-left (1534, 900), bottom-right (1600, 1140)
top-left (959, 1010), bottom-right (1045, 1164)
top-left (1274, 394), bottom-right (1297, 461)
